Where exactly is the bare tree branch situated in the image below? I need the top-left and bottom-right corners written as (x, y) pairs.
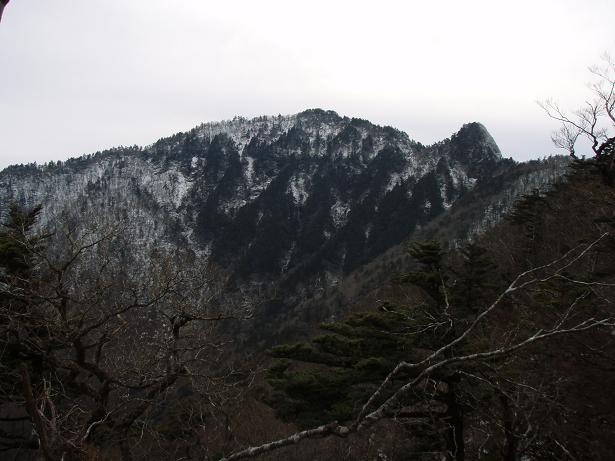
top-left (219, 232), bottom-right (614, 461)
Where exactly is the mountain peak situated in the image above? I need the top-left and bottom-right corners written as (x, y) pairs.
top-left (446, 122), bottom-right (501, 176)
top-left (297, 108), bottom-right (342, 121)
top-left (0, 111), bottom-right (568, 345)
top-left (454, 122), bottom-right (501, 155)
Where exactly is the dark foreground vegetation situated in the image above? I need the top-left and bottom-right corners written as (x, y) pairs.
top-left (2, 58), bottom-right (615, 461)
top-left (259, 160), bottom-right (615, 460)
top-left (1, 159), bottom-right (614, 461)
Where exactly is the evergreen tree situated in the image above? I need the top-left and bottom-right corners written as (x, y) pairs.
top-left (397, 240), bottom-right (445, 304)
top-left (506, 189), bottom-right (548, 264)
top-left (266, 240), bottom-right (499, 460)
top-left (451, 242), bottom-right (497, 315)
top-left (267, 302), bottom-right (425, 428)
top-left (0, 203), bottom-right (45, 278)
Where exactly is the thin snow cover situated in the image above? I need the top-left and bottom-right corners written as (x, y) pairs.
top-left (167, 171), bottom-right (191, 208)
top-left (195, 114), bottom-right (297, 156)
top-left (180, 227), bottom-right (208, 258)
top-left (468, 159), bottom-right (570, 239)
top-left (247, 176), bottom-right (273, 201)
top-left (244, 156), bottom-right (255, 186)
top-left (351, 126), bottom-right (389, 163)
top-left (299, 117), bottom-right (354, 158)
top-left (331, 144), bottom-right (353, 159)
top-left (384, 147), bottom-right (433, 193)
top-left (0, 156), bottom-right (196, 259)
top-left (440, 166), bottom-right (476, 209)
top-left (219, 197), bottom-right (247, 216)
top-left (449, 164), bottom-right (476, 190)
top-left (324, 270), bottom-right (340, 287)
top-left (281, 242), bottom-right (296, 272)
top-left (288, 172), bottom-right (309, 205)
top-left (190, 156), bottom-right (199, 169)
top-left (200, 241), bottom-right (213, 259)
top-left (331, 199), bottom-right (350, 228)
top-left (330, 135), bottom-right (355, 159)
top-left (386, 172), bottom-right (403, 192)
top-left (424, 200), bottom-right (432, 211)
top-left (302, 121), bottom-right (340, 147)
top-left (364, 223), bottom-right (372, 240)
top-left (139, 163), bottom-right (192, 209)
top-left (325, 124), bottom-right (392, 161)
top-left (242, 155), bottom-right (274, 202)
top-left (439, 180), bottom-right (452, 209)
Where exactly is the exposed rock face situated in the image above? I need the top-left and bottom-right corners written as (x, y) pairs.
top-left (0, 109), bottom-right (568, 344)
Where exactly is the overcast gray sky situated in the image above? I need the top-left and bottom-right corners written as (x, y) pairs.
top-left (1, 0), bottom-right (614, 169)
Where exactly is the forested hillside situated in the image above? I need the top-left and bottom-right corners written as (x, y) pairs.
top-left (226, 160), bottom-right (615, 461)
top-left (0, 113), bottom-right (608, 461)
top-left (0, 111), bottom-right (567, 351)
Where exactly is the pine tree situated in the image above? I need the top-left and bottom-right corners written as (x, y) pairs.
top-left (452, 242), bottom-right (497, 315)
top-left (267, 302), bottom-right (422, 428)
top-left (266, 240), bottom-right (500, 460)
top-left (397, 240), bottom-right (445, 304)
top-left (0, 203), bottom-right (45, 278)
top-left (506, 189), bottom-right (548, 265)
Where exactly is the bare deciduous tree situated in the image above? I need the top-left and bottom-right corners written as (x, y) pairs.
top-left (540, 54), bottom-right (615, 182)
top-left (0, 207), bottom-right (253, 460)
top-left (219, 232), bottom-right (615, 461)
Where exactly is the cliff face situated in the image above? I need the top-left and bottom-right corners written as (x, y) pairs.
top-left (0, 109), bottom-right (568, 344)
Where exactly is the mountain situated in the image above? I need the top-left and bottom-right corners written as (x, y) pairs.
top-left (0, 109), bottom-right (568, 345)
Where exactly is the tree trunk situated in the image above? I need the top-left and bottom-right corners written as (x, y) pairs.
top-left (500, 394), bottom-right (518, 461)
top-left (119, 440), bottom-right (134, 461)
top-left (20, 364), bottom-right (60, 461)
top-left (445, 383), bottom-right (465, 461)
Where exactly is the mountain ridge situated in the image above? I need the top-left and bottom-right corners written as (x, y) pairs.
top-left (0, 109), bottom-right (568, 345)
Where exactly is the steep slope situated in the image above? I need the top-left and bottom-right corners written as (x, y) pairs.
top-left (283, 156), bottom-right (570, 322)
top-left (237, 161), bottom-right (615, 461)
top-left (1, 112), bottom-right (495, 271)
top-left (0, 109), bottom-right (564, 345)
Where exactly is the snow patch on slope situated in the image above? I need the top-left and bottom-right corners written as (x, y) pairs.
top-left (331, 199), bottom-right (350, 228)
top-left (385, 151), bottom-right (435, 193)
top-left (288, 173), bottom-right (309, 205)
top-left (196, 115), bottom-right (297, 156)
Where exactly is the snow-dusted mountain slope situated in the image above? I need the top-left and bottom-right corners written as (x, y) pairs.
top-left (0, 111), bottom-right (496, 273)
top-left (0, 109), bottom-right (568, 343)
